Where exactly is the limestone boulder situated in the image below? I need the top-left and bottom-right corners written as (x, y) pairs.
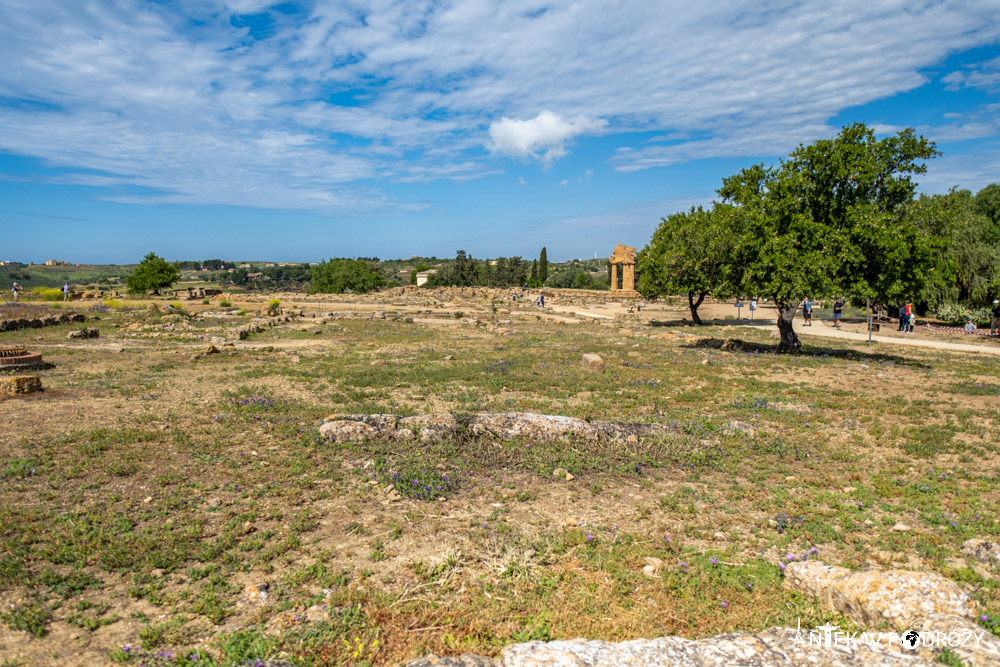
top-left (399, 413), bottom-right (459, 441)
top-left (962, 539), bottom-right (1000, 566)
top-left (470, 412), bottom-right (593, 441)
top-left (785, 561), bottom-right (975, 631)
top-left (0, 375), bottom-right (42, 395)
top-left (67, 327), bottom-right (99, 339)
top-left (581, 353), bottom-right (604, 372)
top-left (317, 419), bottom-right (380, 443)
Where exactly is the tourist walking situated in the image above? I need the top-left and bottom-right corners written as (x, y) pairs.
top-left (802, 298), bottom-right (813, 326)
top-left (898, 304), bottom-right (907, 331)
top-left (62, 282), bottom-right (69, 301)
top-left (832, 298), bottom-right (844, 328)
top-left (991, 299), bottom-right (1000, 336)
top-left (11, 282), bottom-right (20, 302)
top-left (905, 302), bottom-right (915, 334)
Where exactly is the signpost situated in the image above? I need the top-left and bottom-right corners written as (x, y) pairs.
top-left (867, 297), bottom-right (872, 342)
top-left (734, 300), bottom-right (744, 320)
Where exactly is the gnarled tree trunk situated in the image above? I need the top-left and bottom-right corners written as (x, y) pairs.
top-left (688, 291), bottom-right (706, 325)
top-left (775, 300), bottom-right (801, 353)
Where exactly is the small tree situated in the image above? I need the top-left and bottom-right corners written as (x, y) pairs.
top-left (529, 259), bottom-right (538, 286)
top-left (539, 247), bottom-right (548, 284)
top-left (637, 206), bottom-right (733, 324)
top-left (126, 252), bottom-right (180, 295)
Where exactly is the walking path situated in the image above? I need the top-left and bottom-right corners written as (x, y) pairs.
top-left (777, 321), bottom-right (1000, 356)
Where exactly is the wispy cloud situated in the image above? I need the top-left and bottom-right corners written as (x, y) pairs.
top-left (943, 56), bottom-right (1000, 93)
top-left (1, 0), bottom-right (999, 212)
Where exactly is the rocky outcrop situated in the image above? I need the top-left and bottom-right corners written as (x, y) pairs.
top-left (401, 561), bottom-right (998, 667)
top-left (319, 412), bottom-right (679, 444)
top-left (784, 560), bottom-right (975, 630)
top-left (403, 628), bottom-right (936, 666)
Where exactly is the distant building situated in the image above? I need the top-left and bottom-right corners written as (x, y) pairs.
top-left (415, 269), bottom-right (437, 287)
top-left (45, 259), bottom-right (71, 266)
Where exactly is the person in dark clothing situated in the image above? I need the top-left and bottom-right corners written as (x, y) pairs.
top-left (898, 304), bottom-right (907, 331)
top-left (832, 298), bottom-right (844, 328)
top-left (991, 299), bottom-right (1000, 336)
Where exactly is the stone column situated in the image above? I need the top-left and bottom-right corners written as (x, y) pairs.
top-left (623, 264), bottom-right (635, 292)
top-left (611, 264), bottom-right (618, 292)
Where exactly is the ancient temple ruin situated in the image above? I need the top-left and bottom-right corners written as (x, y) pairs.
top-left (609, 244), bottom-right (639, 295)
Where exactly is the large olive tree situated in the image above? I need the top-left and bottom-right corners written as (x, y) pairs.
top-left (718, 123), bottom-right (938, 352)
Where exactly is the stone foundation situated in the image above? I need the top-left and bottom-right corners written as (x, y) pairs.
top-left (0, 346), bottom-right (44, 370)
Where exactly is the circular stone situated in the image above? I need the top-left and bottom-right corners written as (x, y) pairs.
top-left (0, 347), bottom-right (44, 369)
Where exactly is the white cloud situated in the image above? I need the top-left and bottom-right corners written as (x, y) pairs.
top-left (488, 111), bottom-right (607, 166)
top-left (943, 56), bottom-right (1000, 92)
top-left (2, 0), bottom-right (1000, 211)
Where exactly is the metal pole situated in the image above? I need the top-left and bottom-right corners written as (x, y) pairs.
top-left (867, 297), bottom-right (872, 342)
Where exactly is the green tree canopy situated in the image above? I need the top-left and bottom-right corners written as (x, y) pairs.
top-left (310, 259), bottom-right (386, 294)
top-left (637, 206), bottom-right (734, 324)
top-left (907, 188), bottom-right (1000, 308)
top-left (539, 247), bottom-right (548, 284)
top-left (718, 123), bottom-right (938, 352)
top-left (126, 252), bottom-right (180, 295)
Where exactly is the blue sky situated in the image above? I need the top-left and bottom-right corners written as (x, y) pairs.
top-left (2, 0), bottom-right (1000, 264)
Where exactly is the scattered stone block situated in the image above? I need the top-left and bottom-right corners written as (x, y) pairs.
top-left (722, 421), bottom-right (755, 437)
top-left (962, 539), bottom-right (1000, 566)
top-left (581, 353), bottom-right (604, 372)
top-left (67, 327), bottom-right (99, 339)
top-left (0, 375), bottom-right (42, 395)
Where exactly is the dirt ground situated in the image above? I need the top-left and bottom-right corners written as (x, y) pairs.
top-left (1, 290), bottom-right (998, 666)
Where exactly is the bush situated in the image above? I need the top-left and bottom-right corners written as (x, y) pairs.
top-left (219, 299), bottom-right (231, 308)
top-left (104, 299), bottom-right (123, 310)
top-left (934, 302), bottom-right (991, 326)
top-left (268, 298), bottom-right (280, 310)
top-left (30, 287), bottom-right (64, 301)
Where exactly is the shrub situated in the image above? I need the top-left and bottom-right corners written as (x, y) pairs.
top-left (219, 299), bottom-right (231, 308)
top-left (30, 287), bottom-right (63, 301)
top-left (104, 299), bottom-right (123, 310)
top-left (933, 302), bottom-right (991, 326)
top-left (268, 298), bottom-right (280, 310)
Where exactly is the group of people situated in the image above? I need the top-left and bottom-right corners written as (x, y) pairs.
top-left (798, 296), bottom-right (1000, 337)
top-left (897, 302), bottom-right (916, 334)
top-left (799, 297), bottom-right (844, 328)
top-left (9, 282), bottom-right (71, 302)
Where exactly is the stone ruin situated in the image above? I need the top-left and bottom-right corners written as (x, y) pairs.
top-left (0, 346), bottom-right (44, 396)
top-left (609, 243), bottom-right (640, 296)
top-left (0, 346), bottom-right (44, 370)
